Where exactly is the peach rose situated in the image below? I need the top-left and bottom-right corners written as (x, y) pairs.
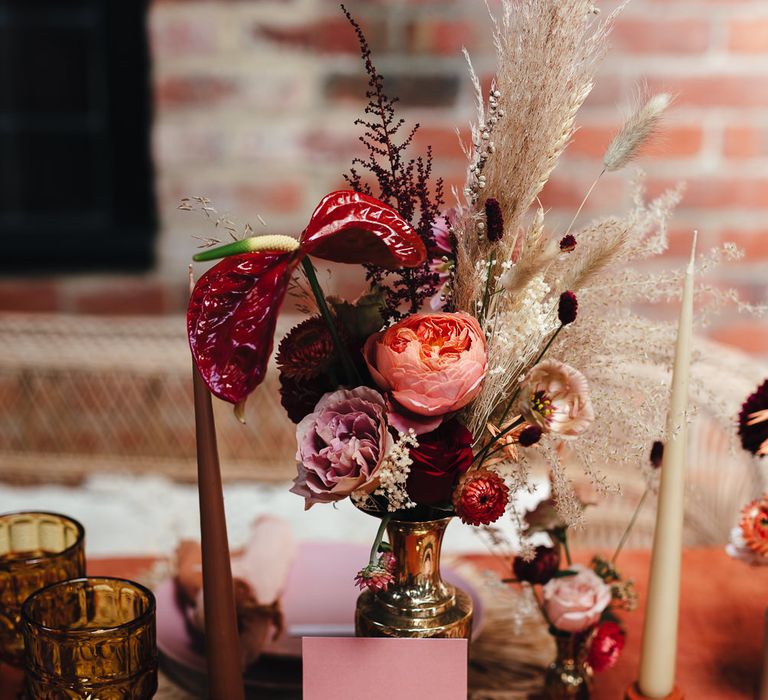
top-left (363, 312), bottom-right (487, 419)
top-left (543, 564), bottom-right (612, 633)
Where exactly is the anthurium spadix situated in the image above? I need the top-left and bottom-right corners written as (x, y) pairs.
top-left (187, 190), bottom-right (426, 405)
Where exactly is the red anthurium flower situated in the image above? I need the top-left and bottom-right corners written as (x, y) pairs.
top-left (187, 190), bottom-right (425, 405)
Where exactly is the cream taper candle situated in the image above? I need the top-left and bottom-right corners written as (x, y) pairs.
top-left (637, 233), bottom-right (697, 698)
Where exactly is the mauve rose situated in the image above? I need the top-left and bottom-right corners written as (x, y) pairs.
top-left (290, 387), bottom-right (392, 509)
top-left (543, 564), bottom-right (612, 633)
top-left (406, 419), bottom-right (473, 504)
top-left (363, 312), bottom-right (487, 422)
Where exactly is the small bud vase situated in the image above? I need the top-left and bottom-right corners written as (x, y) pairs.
top-left (355, 517), bottom-right (473, 638)
top-left (544, 631), bottom-right (594, 699)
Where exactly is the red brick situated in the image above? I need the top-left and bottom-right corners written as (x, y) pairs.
top-left (149, 14), bottom-right (217, 58)
top-left (568, 124), bottom-right (702, 159)
top-left (413, 126), bottom-right (471, 160)
top-left (539, 176), bottom-right (626, 212)
top-left (254, 17), bottom-right (385, 54)
top-left (0, 280), bottom-right (59, 312)
top-left (155, 76), bottom-right (238, 109)
top-left (611, 18), bottom-right (710, 54)
top-left (718, 229), bottom-right (768, 259)
top-left (406, 19), bottom-right (476, 56)
top-left (325, 73), bottom-right (460, 108)
top-left (646, 177), bottom-right (768, 209)
top-left (664, 228), bottom-right (716, 258)
top-left (708, 321), bottom-right (768, 355)
top-left (69, 280), bottom-right (168, 315)
top-left (645, 75), bottom-right (768, 108)
top-left (728, 19), bottom-right (768, 54)
top-left (723, 126), bottom-right (768, 159)
top-left (233, 181), bottom-right (304, 214)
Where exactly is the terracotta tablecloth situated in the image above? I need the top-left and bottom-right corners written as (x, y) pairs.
top-left (1, 549), bottom-right (766, 699)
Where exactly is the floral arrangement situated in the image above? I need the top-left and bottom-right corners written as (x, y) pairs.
top-left (503, 441), bottom-right (661, 680)
top-left (727, 380), bottom-right (767, 566)
top-left (185, 0), bottom-right (764, 591)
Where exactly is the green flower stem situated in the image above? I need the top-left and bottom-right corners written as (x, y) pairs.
top-left (301, 258), bottom-right (361, 386)
top-left (369, 514), bottom-right (392, 566)
top-left (561, 531), bottom-right (573, 567)
top-left (611, 486), bottom-right (648, 565)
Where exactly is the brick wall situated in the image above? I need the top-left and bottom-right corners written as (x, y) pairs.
top-left (3, 0), bottom-right (767, 358)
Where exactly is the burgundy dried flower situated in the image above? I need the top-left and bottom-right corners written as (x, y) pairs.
top-left (558, 291), bottom-right (578, 326)
top-left (738, 379), bottom-right (768, 457)
top-left (276, 316), bottom-right (344, 380)
top-left (354, 562), bottom-right (395, 592)
top-left (588, 621), bottom-right (626, 672)
top-left (559, 234), bottom-right (577, 252)
top-left (452, 469), bottom-right (509, 526)
top-left (485, 198), bottom-right (504, 242)
top-left (519, 424), bottom-right (543, 447)
top-left (512, 544), bottom-right (561, 585)
top-left (650, 440), bottom-right (664, 469)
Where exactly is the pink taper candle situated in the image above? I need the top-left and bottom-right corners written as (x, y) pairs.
top-left (636, 233), bottom-right (697, 698)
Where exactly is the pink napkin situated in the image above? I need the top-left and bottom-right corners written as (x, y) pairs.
top-left (303, 637), bottom-right (468, 700)
top-left (175, 515), bottom-right (296, 668)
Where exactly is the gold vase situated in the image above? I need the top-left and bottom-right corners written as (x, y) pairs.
top-left (355, 517), bottom-right (472, 638)
top-left (544, 632), bottom-right (593, 699)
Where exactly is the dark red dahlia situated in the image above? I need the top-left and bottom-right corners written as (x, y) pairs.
top-left (276, 316), bottom-right (345, 380)
top-left (559, 234), bottom-right (577, 252)
top-left (587, 621), bottom-right (626, 673)
top-left (452, 469), bottom-right (509, 526)
top-left (278, 373), bottom-right (333, 424)
top-left (512, 544), bottom-right (561, 585)
top-left (484, 198), bottom-right (504, 243)
top-left (738, 379), bottom-right (768, 457)
top-left (558, 291), bottom-right (578, 326)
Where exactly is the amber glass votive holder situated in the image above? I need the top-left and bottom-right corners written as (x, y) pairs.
top-left (21, 577), bottom-right (158, 699)
top-left (0, 511), bottom-right (85, 666)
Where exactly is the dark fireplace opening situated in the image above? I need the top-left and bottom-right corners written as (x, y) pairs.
top-left (0, 0), bottom-right (156, 273)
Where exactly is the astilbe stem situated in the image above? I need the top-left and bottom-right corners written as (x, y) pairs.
top-left (341, 6), bottom-right (444, 320)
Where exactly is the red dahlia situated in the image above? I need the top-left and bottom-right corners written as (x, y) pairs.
top-left (512, 544), bottom-right (560, 585)
top-left (452, 469), bottom-right (509, 526)
top-left (738, 379), bottom-right (768, 457)
top-left (587, 621), bottom-right (626, 672)
top-left (276, 316), bottom-right (345, 380)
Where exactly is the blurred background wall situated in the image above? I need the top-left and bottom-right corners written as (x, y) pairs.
top-left (1, 0), bottom-right (766, 357)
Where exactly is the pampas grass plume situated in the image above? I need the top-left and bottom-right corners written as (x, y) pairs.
top-left (603, 92), bottom-right (672, 172)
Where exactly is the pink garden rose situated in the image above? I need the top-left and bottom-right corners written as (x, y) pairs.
top-left (363, 312), bottom-right (487, 424)
top-left (290, 387), bottom-right (392, 509)
top-left (542, 564), bottom-right (612, 633)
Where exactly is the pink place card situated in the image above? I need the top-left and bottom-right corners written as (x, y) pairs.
top-left (302, 637), bottom-right (468, 700)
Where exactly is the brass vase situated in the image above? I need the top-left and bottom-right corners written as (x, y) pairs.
top-left (544, 632), bottom-right (593, 699)
top-left (355, 517), bottom-right (472, 638)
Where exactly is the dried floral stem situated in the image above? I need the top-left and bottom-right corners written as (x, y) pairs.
top-left (499, 323), bottom-right (564, 423)
top-left (611, 486), bottom-right (648, 565)
top-left (473, 416), bottom-right (524, 467)
top-left (301, 258), bottom-right (361, 386)
top-left (369, 514), bottom-right (392, 566)
top-left (564, 169), bottom-right (605, 238)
